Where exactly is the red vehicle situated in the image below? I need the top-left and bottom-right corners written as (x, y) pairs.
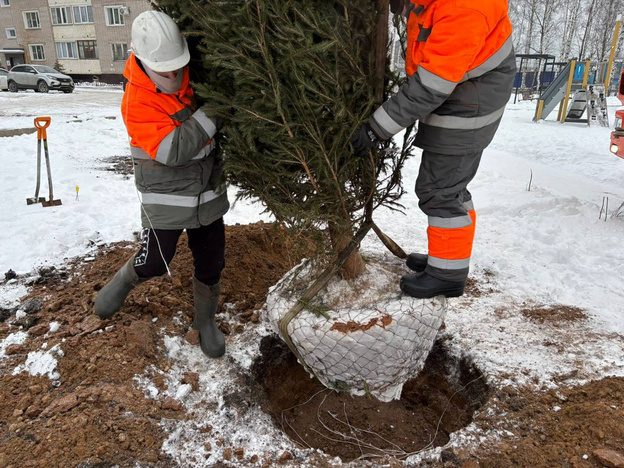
top-left (610, 71), bottom-right (624, 159)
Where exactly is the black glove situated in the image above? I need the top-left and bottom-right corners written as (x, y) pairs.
top-left (214, 116), bottom-right (223, 132)
top-left (351, 123), bottom-right (382, 157)
top-left (390, 0), bottom-right (416, 17)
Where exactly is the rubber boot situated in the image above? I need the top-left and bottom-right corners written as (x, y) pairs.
top-left (95, 256), bottom-right (144, 319)
top-left (405, 253), bottom-right (428, 272)
top-left (192, 278), bottom-right (226, 358)
top-left (400, 271), bottom-right (466, 299)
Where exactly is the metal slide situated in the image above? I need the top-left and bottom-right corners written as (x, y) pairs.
top-left (533, 61), bottom-right (573, 121)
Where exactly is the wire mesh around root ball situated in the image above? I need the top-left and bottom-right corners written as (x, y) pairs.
top-left (266, 258), bottom-right (447, 402)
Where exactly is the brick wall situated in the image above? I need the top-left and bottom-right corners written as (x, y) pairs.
top-left (0, 0), bottom-right (152, 79)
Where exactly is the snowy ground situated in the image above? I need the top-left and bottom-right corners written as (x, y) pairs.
top-left (1, 88), bottom-right (624, 465)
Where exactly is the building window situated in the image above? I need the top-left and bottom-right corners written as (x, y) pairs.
top-left (111, 43), bottom-right (127, 61)
top-left (77, 40), bottom-right (98, 60)
top-left (105, 6), bottom-right (125, 26)
top-left (1, 0), bottom-right (10, 7)
top-left (51, 6), bottom-right (73, 25)
top-left (73, 5), bottom-right (93, 24)
top-left (56, 42), bottom-right (78, 59)
top-left (5, 28), bottom-right (16, 39)
top-left (29, 44), bottom-right (45, 61)
top-left (24, 11), bottom-right (41, 29)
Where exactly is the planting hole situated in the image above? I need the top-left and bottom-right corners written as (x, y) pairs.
top-left (252, 335), bottom-right (488, 462)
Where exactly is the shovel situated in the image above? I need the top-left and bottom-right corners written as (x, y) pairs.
top-left (26, 117), bottom-right (49, 205)
top-left (33, 117), bottom-right (62, 207)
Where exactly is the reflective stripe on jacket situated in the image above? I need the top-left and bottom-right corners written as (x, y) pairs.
top-left (370, 0), bottom-right (516, 155)
top-left (122, 54), bottom-right (229, 230)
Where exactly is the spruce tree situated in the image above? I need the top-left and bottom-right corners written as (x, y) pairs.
top-left (154, 0), bottom-right (414, 278)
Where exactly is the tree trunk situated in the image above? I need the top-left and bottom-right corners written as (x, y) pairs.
top-left (374, 0), bottom-right (390, 104)
top-left (579, 0), bottom-right (597, 59)
top-left (329, 221), bottom-right (366, 279)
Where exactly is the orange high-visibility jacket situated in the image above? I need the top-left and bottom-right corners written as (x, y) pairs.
top-left (371, 0), bottom-right (516, 155)
top-left (122, 54), bottom-right (229, 230)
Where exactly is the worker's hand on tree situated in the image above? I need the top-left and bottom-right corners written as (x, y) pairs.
top-left (390, 0), bottom-right (415, 17)
top-left (213, 115), bottom-right (223, 132)
top-left (351, 123), bottom-right (383, 157)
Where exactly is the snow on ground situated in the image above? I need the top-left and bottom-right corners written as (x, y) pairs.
top-left (134, 321), bottom-right (303, 466)
top-left (1, 89), bottom-right (624, 464)
top-left (366, 95), bottom-right (624, 389)
top-left (0, 87), bottom-right (270, 276)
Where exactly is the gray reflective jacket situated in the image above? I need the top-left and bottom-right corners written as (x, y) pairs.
top-left (121, 55), bottom-right (229, 230)
top-left (370, 0), bottom-right (516, 155)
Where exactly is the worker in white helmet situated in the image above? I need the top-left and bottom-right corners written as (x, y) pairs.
top-left (95, 11), bottom-right (230, 359)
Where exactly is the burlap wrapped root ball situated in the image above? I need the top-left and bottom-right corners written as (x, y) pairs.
top-left (266, 256), bottom-right (448, 402)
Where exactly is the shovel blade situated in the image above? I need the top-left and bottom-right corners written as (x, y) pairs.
top-left (41, 199), bottom-right (62, 207)
top-left (26, 197), bottom-right (46, 205)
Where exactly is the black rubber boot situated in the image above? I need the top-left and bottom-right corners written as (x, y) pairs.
top-left (95, 256), bottom-right (144, 319)
top-left (405, 253), bottom-right (428, 272)
top-left (400, 271), bottom-right (466, 298)
top-left (192, 278), bottom-right (226, 358)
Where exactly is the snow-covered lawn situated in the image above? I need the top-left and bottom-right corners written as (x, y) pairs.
top-left (1, 88), bottom-right (624, 465)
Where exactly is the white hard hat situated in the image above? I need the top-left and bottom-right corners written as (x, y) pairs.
top-left (131, 11), bottom-right (190, 72)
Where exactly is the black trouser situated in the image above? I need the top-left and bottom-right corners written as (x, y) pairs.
top-left (133, 218), bottom-right (225, 286)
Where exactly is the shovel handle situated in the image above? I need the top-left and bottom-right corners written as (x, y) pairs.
top-left (34, 116), bottom-right (51, 140)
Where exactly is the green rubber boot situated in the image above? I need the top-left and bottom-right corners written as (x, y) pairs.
top-left (192, 278), bottom-right (226, 358)
top-left (95, 256), bottom-right (144, 319)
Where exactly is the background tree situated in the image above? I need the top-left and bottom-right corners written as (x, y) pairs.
top-left (154, 0), bottom-right (414, 279)
top-left (509, 0), bottom-right (624, 61)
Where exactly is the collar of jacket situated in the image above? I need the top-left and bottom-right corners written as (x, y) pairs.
top-left (123, 53), bottom-right (190, 96)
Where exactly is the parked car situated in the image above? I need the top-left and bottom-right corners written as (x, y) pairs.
top-left (7, 65), bottom-right (74, 93)
top-left (0, 68), bottom-right (8, 91)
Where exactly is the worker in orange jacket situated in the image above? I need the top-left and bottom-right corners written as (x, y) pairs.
top-left (352, 0), bottom-right (516, 298)
top-left (95, 11), bottom-right (229, 359)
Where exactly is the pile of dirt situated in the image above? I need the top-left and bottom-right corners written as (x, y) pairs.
top-left (0, 222), bottom-right (310, 468)
top-left (470, 377), bottom-right (624, 468)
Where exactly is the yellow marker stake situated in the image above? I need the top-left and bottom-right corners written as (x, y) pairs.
top-left (75, 185), bottom-right (80, 201)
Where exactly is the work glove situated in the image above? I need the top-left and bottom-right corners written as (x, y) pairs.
top-left (390, 0), bottom-right (416, 17)
top-left (351, 123), bottom-right (383, 157)
top-left (213, 116), bottom-right (223, 132)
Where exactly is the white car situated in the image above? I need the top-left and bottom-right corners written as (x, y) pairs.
top-left (7, 65), bottom-right (74, 93)
top-left (0, 68), bottom-right (8, 91)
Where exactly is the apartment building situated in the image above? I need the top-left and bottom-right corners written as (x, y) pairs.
top-left (0, 0), bottom-right (152, 82)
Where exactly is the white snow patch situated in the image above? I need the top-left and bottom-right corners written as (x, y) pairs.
top-left (0, 331), bottom-right (28, 357)
top-left (12, 344), bottom-right (63, 380)
top-left (0, 282), bottom-right (28, 309)
top-left (133, 327), bottom-right (304, 467)
top-left (49, 322), bottom-right (60, 333)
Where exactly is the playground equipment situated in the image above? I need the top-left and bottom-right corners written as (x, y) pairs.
top-left (533, 16), bottom-right (622, 126)
top-left (534, 60), bottom-right (612, 126)
top-left (609, 70), bottom-right (624, 159)
top-left (513, 54), bottom-right (561, 104)
top-left (26, 117), bottom-right (62, 207)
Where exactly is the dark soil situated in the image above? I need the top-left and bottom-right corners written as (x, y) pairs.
top-left (521, 304), bottom-right (588, 323)
top-left (0, 222), bottom-right (309, 468)
top-left (100, 156), bottom-right (133, 176)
